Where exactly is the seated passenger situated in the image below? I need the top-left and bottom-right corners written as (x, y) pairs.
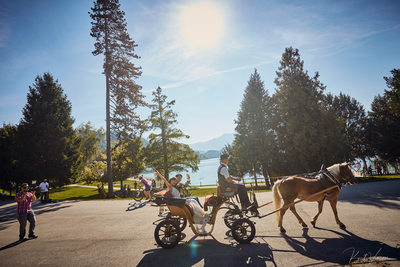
top-left (174, 173), bottom-right (202, 207)
top-left (154, 171), bottom-right (211, 230)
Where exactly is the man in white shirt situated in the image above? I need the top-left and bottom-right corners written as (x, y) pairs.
top-left (39, 179), bottom-right (49, 203)
top-left (218, 154), bottom-right (258, 214)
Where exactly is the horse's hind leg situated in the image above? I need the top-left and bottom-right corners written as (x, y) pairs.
top-left (328, 198), bottom-right (346, 229)
top-left (311, 200), bottom-right (324, 227)
top-left (289, 204), bottom-right (307, 228)
top-left (278, 203), bottom-right (289, 233)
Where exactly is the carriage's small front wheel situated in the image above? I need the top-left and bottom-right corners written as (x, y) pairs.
top-left (231, 218), bottom-right (256, 244)
top-left (154, 220), bottom-right (181, 249)
top-left (224, 209), bottom-right (242, 229)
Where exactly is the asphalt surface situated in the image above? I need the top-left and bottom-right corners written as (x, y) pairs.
top-left (0, 180), bottom-right (399, 267)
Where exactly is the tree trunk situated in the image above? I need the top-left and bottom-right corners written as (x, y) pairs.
top-left (159, 102), bottom-right (169, 179)
top-left (252, 163), bottom-right (258, 188)
top-left (361, 157), bottom-right (368, 177)
top-left (105, 18), bottom-right (113, 196)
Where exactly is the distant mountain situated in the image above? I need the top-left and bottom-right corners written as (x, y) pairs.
top-left (189, 133), bottom-right (235, 152)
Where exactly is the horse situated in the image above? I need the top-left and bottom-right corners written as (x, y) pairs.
top-left (272, 162), bottom-right (357, 233)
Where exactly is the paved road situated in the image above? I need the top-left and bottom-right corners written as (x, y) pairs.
top-left (0, 180), bottom-right (399, 266)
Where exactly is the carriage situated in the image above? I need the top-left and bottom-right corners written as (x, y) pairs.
top-left (150, 162), bottom-right (356, 248)
top-left (151, 186), bottom-right (257, 248)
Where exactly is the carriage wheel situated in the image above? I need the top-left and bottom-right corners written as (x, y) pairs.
top-left (154, 220), bottom-right (181, 249)
top-left (224, 209), bottom-right (242, 229)
top-left (170, 216), bottom-right (187, 232)
top-left (231, 218), bottom-right (256, 244)
top-left (132, 190), bottom-right (143, 201)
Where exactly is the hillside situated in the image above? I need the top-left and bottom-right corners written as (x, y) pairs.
top-left (189, 133), bottom-right (234, 152)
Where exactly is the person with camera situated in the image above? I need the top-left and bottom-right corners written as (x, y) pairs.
top-left (15, 183), bottom-right (38, 241)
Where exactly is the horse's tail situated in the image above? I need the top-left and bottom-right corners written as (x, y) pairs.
top-left (272, 180), bottom-right (283, 225)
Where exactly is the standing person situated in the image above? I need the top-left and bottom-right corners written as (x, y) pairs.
top-left (15, 183), bottom-right (38, 241)
top-left (127, 185), bottom-right (131, 197)
top-left (39, 179), bottom-right (49, 203)
top-left (376, 166), bottom-right (382, 175)
top-left (139, 176), bottom-right (152, 200)
top-left (151, 179), bottom-right (156, 188)
top-left (218, 153), bottom-right (257, 213)
top-left (134, 180), bottom-right (137, 190)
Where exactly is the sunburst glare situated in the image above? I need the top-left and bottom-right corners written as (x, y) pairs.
top-left (179, 2), bottom-right (225, 53)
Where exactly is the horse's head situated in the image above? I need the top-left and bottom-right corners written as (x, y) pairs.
top-left (328, 162), bottom-right (357, 185)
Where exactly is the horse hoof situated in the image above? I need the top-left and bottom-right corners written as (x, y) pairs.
top-left (280, 228), bottom-right (286, 233)
top-left (310, 221), bottom-right (316, 227)
top-left (340, 224), bottom-right (346, 229)
top-left (302, 223), bottom-right (308, 228)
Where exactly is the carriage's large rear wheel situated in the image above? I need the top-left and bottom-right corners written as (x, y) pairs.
top-left (154, 220), bottom-right (181, 248)
top-left (231, 218), bottom-right (256, 244)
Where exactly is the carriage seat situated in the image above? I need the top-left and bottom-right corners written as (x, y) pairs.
top-left (154, 194), bottom-right (194, 217)
top-left (217, 184), bottom-right (237, 198)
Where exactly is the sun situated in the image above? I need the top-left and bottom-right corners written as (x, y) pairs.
top-left (179, 2), bottom-right (224, 52)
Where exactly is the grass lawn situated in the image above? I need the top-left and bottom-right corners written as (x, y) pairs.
top-left (50, 186), bottom-right (102, 201)
top-left (356, 175), bottom-right (400, 183)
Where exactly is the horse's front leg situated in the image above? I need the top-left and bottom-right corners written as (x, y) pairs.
top-left (311, 200), bottom-right (324, 227)
top-left (328, 198), bottom-right (346, 229)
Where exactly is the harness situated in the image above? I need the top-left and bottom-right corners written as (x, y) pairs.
top-left (318, 165), bottom-right (342, 189)
top-left (291, 164), bottom-right (343, 189)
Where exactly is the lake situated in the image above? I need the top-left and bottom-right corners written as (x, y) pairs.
top-left (144, 157), bottom-right (265, 186)
top-left (169, 157), bottom-right (220, 186)
top-left (142, 158), bottom-right (220, 186)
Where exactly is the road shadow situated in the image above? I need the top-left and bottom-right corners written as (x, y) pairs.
top-left (279, 227), bottom-right (400, 265)
top-left (125, 200), bottom-right (150, 212)
top-left (339, 180), bottom-right (400, 209)
top-left (0, 238), bottom-right (32, 251)
top-left (0, 201), bottom-right (73, 231)
top-left (138, 238), bottom-right (276, 267)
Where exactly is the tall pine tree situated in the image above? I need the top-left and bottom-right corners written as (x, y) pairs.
top-left (144, 87), bottom-right (199, 179)
top-left (234, 69), bottom-right (273, 187)
top-left (90, 0), bottom-right (146, 194)
top-left (272, 47), bottom-right (346, 174)
top-left (19, 73), bottom-right (79, 186)
top-left (368, 68), bottom-right (400, 170)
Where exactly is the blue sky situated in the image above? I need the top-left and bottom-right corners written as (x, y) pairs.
top-left (1, 0), bottom-right (399, 143)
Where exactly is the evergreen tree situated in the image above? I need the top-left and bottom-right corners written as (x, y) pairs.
top-left (144, 87), bottom-right (199, 179)
top-left (272, 47), bottom-right (347, 174)
top-left (233, 69), bottom-right (273, 187)
top-left (89, 0), bottom-right (146, 194)
top-left (325, 93), bottom-right (371, 169)
top-left (368, 68), bottom-right (400, 170)
top-left (0, 124), bottom-right (20, 194)
top-left (19, 73), bottom-right (79, 186)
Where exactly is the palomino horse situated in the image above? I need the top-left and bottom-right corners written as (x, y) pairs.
top-left (272, 162), bottom-right (356, 233)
